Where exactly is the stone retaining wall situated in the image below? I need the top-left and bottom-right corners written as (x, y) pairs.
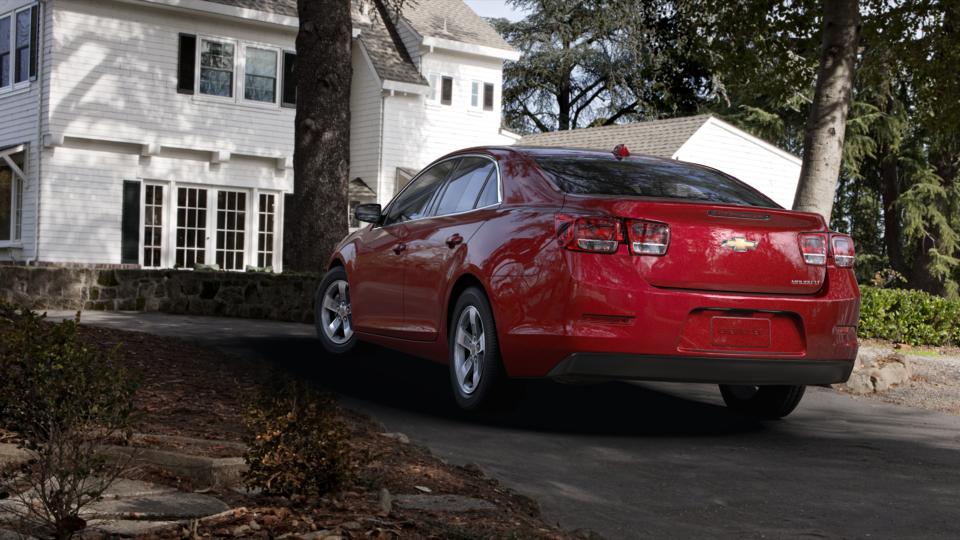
top-left (0, 266), bottom-right (321, 323)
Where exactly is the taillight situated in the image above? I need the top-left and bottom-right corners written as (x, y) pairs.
top-left (798, 233), bottom-right (827, 266)
top-left (627, 219), bottom-right (670, 255)
top-left (831, 234), bottom-right (855, 267)
top-left (556, 214), bottom-right (622, 254)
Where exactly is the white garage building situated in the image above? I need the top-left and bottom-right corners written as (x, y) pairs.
top-left (519, 115), bottom-right (801, 209)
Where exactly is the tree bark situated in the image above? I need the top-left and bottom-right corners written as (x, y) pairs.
top-left (792, 0), bottom-right (860, 222)
top-left (878, 146), bottom-right (907, 275)
top-left (284, 0), bottom-right (352, 273)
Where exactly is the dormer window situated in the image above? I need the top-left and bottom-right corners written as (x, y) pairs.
top-left (199, 39), bottom-right (235, 98)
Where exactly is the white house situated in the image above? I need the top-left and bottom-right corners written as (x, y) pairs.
top-left (0, 0), bottom-right (518, 271)
top-left (520, 115), bottom-right (802, 209)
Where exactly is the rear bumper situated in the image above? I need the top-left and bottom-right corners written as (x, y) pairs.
top-left (547, 353), bottom-right (854, 385)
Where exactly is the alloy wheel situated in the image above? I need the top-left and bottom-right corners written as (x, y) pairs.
top-left (320, 279), bottom-right (353, 344)
top-left (453, 305), bottom-right (485, 395)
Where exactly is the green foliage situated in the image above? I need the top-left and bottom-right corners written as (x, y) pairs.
top-left (494, 0), bottom-right (717, 132)
top-left (0, 304), bottom-right (140, 540)
top-left (243, 381), bottom-right (352, 498)
top-left (858, 286), bottom-right (960, 346)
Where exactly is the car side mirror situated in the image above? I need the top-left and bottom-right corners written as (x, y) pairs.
top-left (355, 203), bottom-right (382, 224)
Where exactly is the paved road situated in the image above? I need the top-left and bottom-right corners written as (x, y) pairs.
top-left (53, 311), bottom-right (960, 539)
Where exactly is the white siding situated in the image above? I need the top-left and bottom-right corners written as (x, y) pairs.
top-left (39, 142), bottom-right (288, 265)
top-left (0, 0), bottom-right (51, 263)
top-left (378, 50), bottom-right (512, 201)
top-left (47, 0), bottom-right (297, 160)
top-left (673, 119), bottom-right (801, 209)
top-left (36, 0), bottom-right (296, 267)
top-left (349, 44), bottom-right (383, 196)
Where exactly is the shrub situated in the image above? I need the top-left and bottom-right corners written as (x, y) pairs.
top-left (0, 305), bottom-right (139, 540)
top-left (243, 380), bottom-right (353, 498)
top-left (858, 286), bottom-right (960, 346)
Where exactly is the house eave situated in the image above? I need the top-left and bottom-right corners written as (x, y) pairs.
top-left (125, 0), bottom-right (300, 28)
top-left (383, 79), bottom-right (430, 95)
top-left (420, 36), bottom-right (520, 61)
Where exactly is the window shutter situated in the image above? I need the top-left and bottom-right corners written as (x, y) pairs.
top-left (29, 6), bottom-right (38, 80)
top-left (281, 51), bottom-right (296, 108)
top-left (483, 83), bottom-right (494, 111)
top-left (121, 181), bottom-right (141, 265)
top-left (177, 33), bottom-right (196, 94)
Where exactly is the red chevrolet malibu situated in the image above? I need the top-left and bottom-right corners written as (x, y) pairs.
top-left (315, 146), bottom-right (860, 418)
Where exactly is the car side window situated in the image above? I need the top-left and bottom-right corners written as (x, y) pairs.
top-left (382, 160), bottom-right (456, 226)
top-left (434, 157), bottom-right (496, 216)
top-left (474, 168), bottom-right (499, 208)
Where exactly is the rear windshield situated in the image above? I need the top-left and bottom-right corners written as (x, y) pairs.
top-left (534, 156), bottom-right (780, 208)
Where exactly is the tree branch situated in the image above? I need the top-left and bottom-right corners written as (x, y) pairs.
top-left (601, 101), bottom-right (639, 126)
top-left (522, 102), bottom-right (552, 133)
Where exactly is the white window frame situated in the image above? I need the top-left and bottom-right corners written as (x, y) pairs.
top-left (427, 72), bottom-right (440, 103)
top-left (240, 44), bottom-right (281, 107)
top-left (0, 144), bottom-right (25, 247)
top-left (139, 182), bottom-right (169, 268)
top-left (469, 80), bottom-right (481, 109)
top-left (194, 34), bottom-right (283, 109)
top-left (0, 3), bottom-right (35, 95)
top-left (254, 191), bottom-right (280, 270)
top-left (196, 36), bottom-right (238, 102)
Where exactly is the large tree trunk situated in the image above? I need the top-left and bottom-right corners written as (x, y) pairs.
top-left (792, 0), bottom-right (860, 222)
top-left (879, 146), bottom-right (907, 275)
top-left (284, 0), bottom-right (352, 273)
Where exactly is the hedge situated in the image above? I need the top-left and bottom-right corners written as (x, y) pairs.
top-left (858, 286), bottom-right (960, 346)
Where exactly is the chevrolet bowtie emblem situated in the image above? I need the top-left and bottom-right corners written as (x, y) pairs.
top-left (721, 236), bottom-right (759, 252)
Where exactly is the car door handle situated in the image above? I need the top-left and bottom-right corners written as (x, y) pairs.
top-left (446, 234), bottom-right (464, 248)
top-left (393, 243), bottom-right (406, 255)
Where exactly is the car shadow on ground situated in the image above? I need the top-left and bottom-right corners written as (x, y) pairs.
top-left (229, 335), bottom-right (767, 438)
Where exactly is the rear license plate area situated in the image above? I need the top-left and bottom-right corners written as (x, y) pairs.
top-left (710, 317), bottom-right (771, 348)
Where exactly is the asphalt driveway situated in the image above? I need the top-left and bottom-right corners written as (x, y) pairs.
top-left (51, 311), bottom-right (960, 539)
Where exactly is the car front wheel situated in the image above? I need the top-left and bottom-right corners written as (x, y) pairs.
top-left (719, 384), bottom-right (806, 420)
top-left (448, 287), bottom-right (518, 411)
top-left (315, 266), bottom-right (357, 355)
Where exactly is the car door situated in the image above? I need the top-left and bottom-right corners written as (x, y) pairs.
top-left (401, 156), bottom-right (500, 341)
top-left (350, 160), bottom-right (454, 338)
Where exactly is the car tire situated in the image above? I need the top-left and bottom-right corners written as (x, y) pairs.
top-left (448, 287), bottom-right (519, 411)
top-left (719, 384), bottom-right (806, 420)
top-left (315, 266), bottom-right (357, 355)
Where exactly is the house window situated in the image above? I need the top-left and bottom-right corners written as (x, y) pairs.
top-left (13, 9), bottom-right (29, 83)
top-left (440, 76), bottom-right (453, 105)
top-left (143, 185), bottom-right (164, 268)
top-left (257, 193), bottom-right (275, 269)
top-left (483, 83), bottom-right (494, 111)
top-left (0, 148), bottom-right (24, 243)
top-left (175, 187), bottom-right (208, 268)
top-left (470, 81), bottom-right (480, 108)
top-left (199, 39), bottom-right (235, 97)
top-left (215, 190), bottom-right (246, 271)
top-left (244, 46), bottom-right (278, 103)
top-left (0, 4), bottom-right (36, 91)
top-left (427, 73), bottom-right (438, 101)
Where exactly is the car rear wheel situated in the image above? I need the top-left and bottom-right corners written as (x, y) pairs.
top-left (719, 384), bottom-right (806, 420)
top-left (448, 287), bottom-right (518, 411)
top-left (315, 266), bottom-right (357, 355)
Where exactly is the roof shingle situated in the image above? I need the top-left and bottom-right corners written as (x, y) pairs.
top-left (519, 115), bottom-right (714, 158)
top-left (400, 0), bottom-right (513, 52)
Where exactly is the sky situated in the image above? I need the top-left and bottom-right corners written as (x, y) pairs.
top-left (462, 0), bottom-right (528, 21)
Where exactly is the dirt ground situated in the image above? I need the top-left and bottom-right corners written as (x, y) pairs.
top-left (73, 325), bottom-right (573, 539)
top-left (836, 339), bottom-right (960, 416)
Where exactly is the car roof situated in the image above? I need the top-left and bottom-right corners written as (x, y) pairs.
top-left (475, 145), bottom-right (688, 167)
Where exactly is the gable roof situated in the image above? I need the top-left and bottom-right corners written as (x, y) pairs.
top-left (199, 0), bottom-right (425, 86)
top-left (400, 0), bottom-right (514, 52)
top-left (519, 115), bottom-right (714, 158)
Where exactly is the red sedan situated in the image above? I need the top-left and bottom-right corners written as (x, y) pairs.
top-left (315, 146), bottom-right (860, 418)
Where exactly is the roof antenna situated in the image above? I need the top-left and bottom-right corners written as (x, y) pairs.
top-left (443, 17), bottom-right (448, 33)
